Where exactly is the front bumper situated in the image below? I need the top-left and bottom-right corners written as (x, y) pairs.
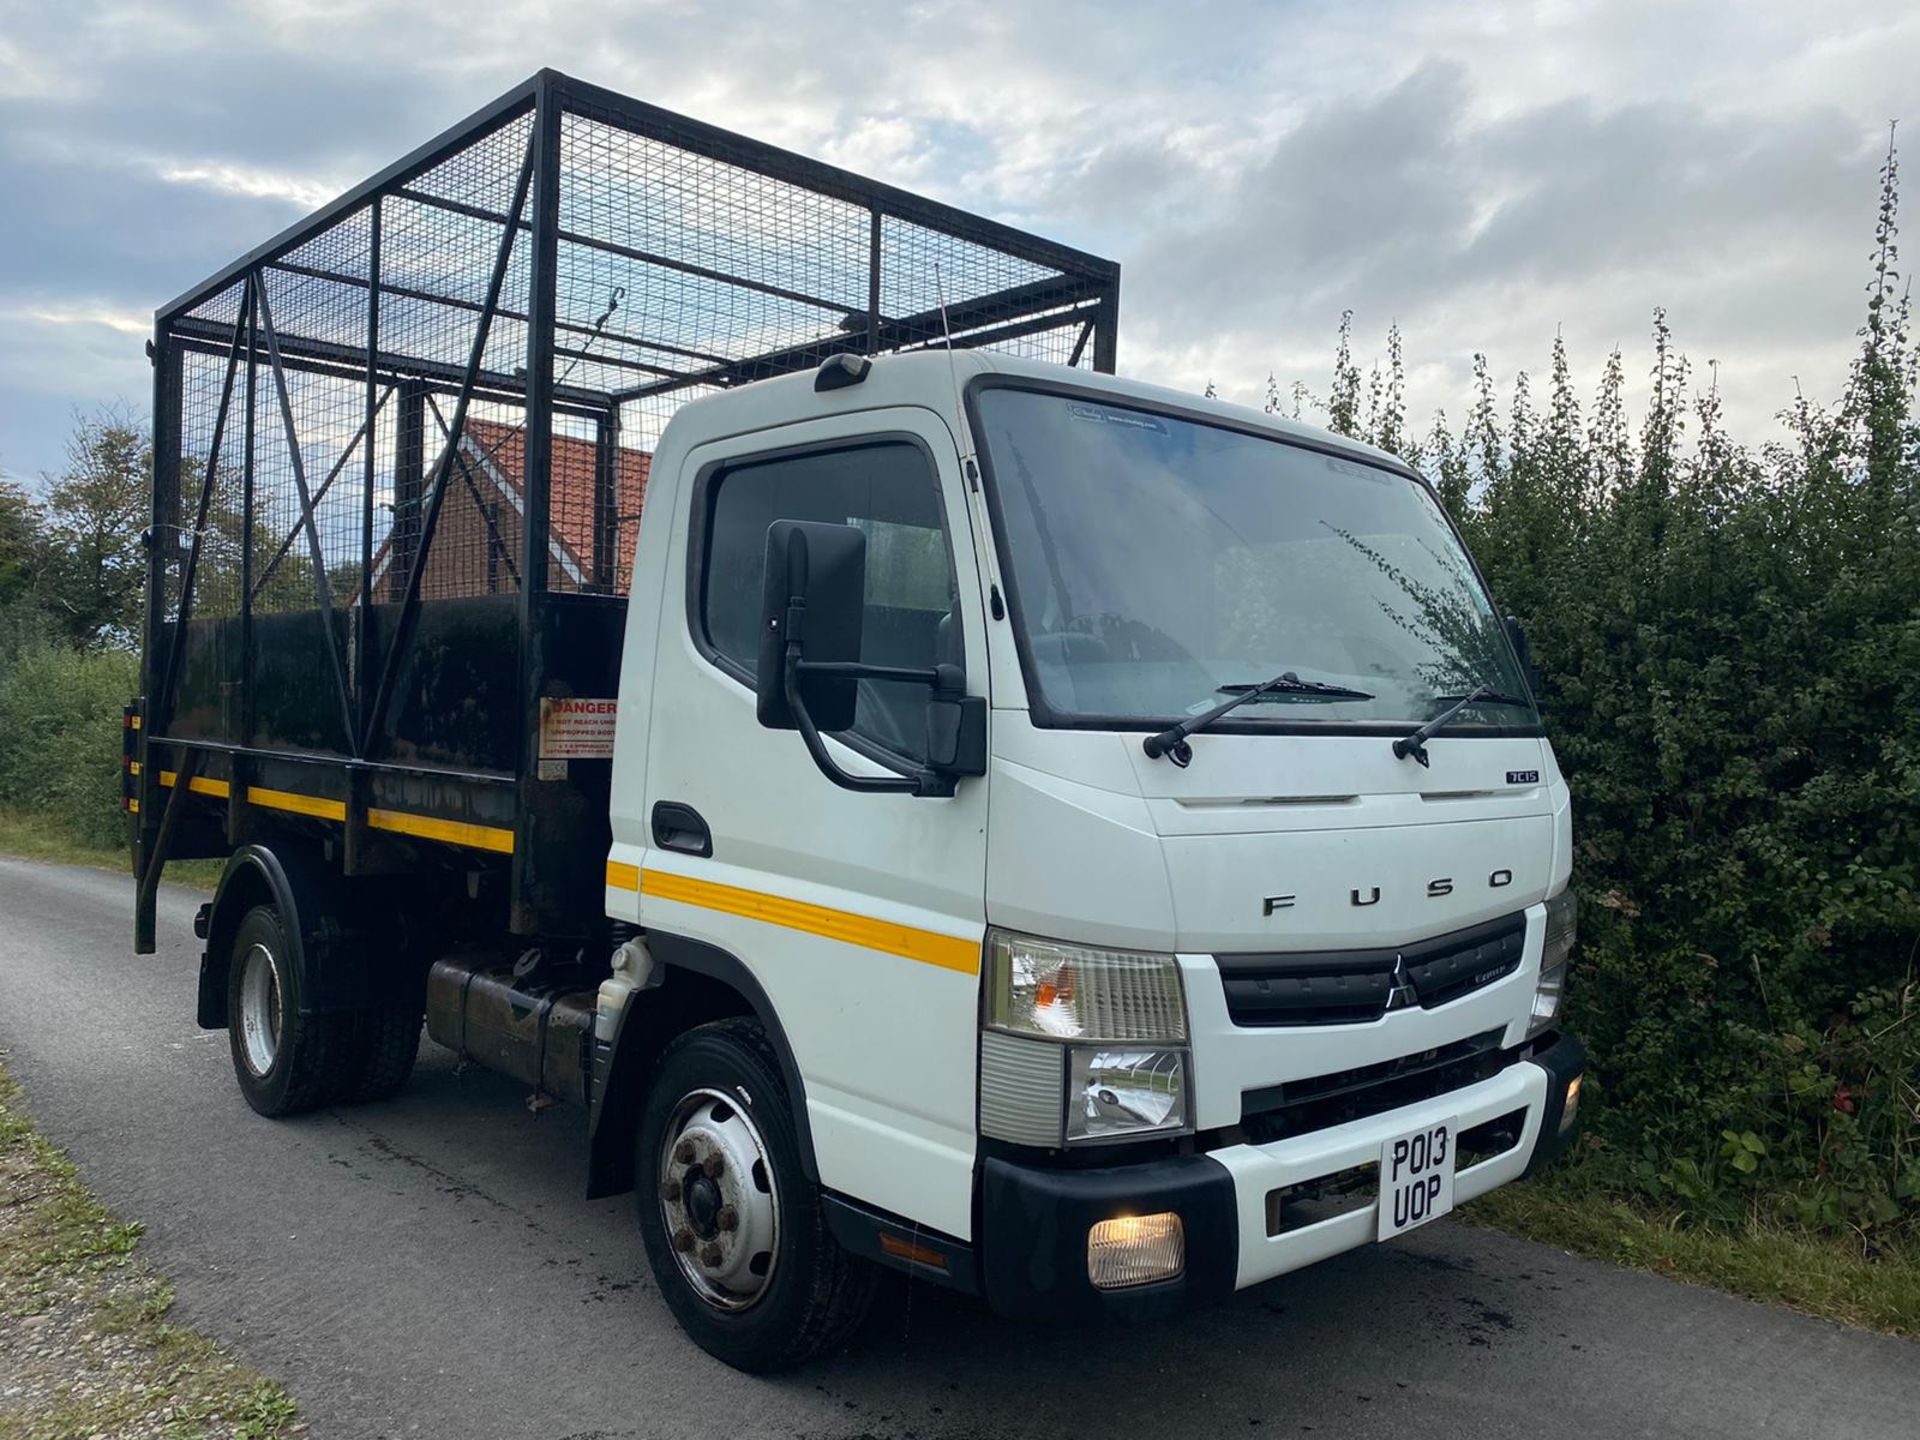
top-left (980, 1031), bottom-right (1585, 1320)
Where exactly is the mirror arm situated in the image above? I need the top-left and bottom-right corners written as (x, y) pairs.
top-left (783, 645), bottom-right (931, 796)
top-left (794, 659), bottom-right (942, 687)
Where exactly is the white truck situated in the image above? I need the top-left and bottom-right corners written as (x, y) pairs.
top-left (131, 72), bottom-right (1583, 1371)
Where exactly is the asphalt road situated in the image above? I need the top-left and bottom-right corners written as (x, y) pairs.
top-left (1, 855), bottom-right (1915, 1439)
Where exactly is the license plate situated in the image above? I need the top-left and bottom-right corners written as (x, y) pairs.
top-left (1377, 1117), bottom-right (1456, 1241)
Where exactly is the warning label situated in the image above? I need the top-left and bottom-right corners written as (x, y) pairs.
top-left (539, 696), bottom-right (618, 759)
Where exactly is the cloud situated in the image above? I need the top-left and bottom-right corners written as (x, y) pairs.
top-left (1111, 55), bottom-right (1892, 440)
top-left (152, 158), bottom-right (342, 209)
top-left (0, 33), bottom-right (62, 99)
top-left (0, 0), bottom-right (1913, 484)
top-left (0, 302), bottom-right (151, 337)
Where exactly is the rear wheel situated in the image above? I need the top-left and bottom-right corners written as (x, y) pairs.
top-left (635, 1019), bottom-right (877, 1371)
top-left (343, 1002), bottom-right (423, 1103)
top-left (226, 905), bottom-right (357, 1116)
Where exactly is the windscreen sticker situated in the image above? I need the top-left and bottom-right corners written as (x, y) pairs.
top-left (1066, 403), bottom-right (1168, 435)
top-left (539, 697), bottom-right (617, 759)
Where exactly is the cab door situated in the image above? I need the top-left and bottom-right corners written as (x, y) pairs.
top-left (626, 406), bottom-right (988, 1240)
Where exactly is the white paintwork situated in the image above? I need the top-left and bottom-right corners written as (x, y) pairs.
top-left (608, 351), bottom-right (1575, 1252)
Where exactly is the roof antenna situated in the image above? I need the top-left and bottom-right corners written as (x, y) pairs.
top-left (932, 263), bottom-right (973, 468)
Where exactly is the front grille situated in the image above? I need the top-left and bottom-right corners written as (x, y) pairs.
top-left (1239, 1028), bottom-right (1509, 1143)
top-left (1215, 911), bottom-right (1527, 1028)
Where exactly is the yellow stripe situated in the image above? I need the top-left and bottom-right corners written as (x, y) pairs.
top-left (159, 771), bottom-right (230, 799)
top-left (129, 715), bottom-right (141, 730)
top-left (128, 798), bottom-right (140, 814)
top-left (606, 860), bottom-right (640, 892)
top-left (367, 807), bottom-right (515, 854)
top-left (248, 786), bottom-right (347, 822)
top-left (151, 767), bottom-right (513, 855)
top-left (129, 761), bottom-right (142, 776)
top-left (640, 870), bottom-right (979, 975)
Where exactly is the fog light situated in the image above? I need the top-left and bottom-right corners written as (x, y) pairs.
top-left (1559, 1075), bottom-right (1582, 1133)
top-left (1087, 1212), bottom-right (1184, 1289)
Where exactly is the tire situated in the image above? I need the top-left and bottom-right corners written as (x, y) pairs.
top-left (635, 1018), bottom-right (878, 1371)
top-left (225, 905), bottom-right (357, 1116)
top-left (342, 1002), bottom-right (424, 1103)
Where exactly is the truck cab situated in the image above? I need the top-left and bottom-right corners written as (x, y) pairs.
top-left (599, 348), bottom-right (1583, 1350)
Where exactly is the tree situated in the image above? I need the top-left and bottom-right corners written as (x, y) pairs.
top-left (0, 475), bottom-right (39, 609)
top-left (1327, 310), bottom-right (1362, 437)
top-left (36, 410), bottom-right (150, 647)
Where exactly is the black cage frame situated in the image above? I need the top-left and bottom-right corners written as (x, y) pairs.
top-left (133, 69), bottom-right (1119, 946)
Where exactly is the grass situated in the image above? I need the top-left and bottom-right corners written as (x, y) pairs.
top-left (0, 1061), bottom-right (302, 1439)
top-left (0, 807), bottom-right (222, 890)
top-left (1466, 1170), bottom-right (1920, 1339)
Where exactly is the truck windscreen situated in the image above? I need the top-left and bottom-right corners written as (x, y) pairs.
top-left (972, 386), bottom-right (1538, 731)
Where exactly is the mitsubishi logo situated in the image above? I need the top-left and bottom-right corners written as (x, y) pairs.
top-left (1384, 955), bottom-right (1418, 1011)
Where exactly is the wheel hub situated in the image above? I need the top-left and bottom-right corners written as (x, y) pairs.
top-left (684, 1170), bottom-right (723, 1238)
top-left (657, 1089), bottom-right (780, 1311)
top-left (237, 942), bottom-right (282, 1078)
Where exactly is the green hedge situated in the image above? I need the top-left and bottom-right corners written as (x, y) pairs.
top-left (1457, 334), bottom-right (1920, 1241)
top-left (0, 629), bottom-right (137, 852)
top-left (1301, 143), bottom-right (1920, 1242)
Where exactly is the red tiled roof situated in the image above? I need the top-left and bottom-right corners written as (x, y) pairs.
top-left (369, 418), bottom-right (651, 600)
top-left (464, 418), bottom-right (650, 592)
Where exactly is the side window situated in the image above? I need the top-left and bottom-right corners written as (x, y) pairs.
top-left (700, 442), bottom-right (959, 763)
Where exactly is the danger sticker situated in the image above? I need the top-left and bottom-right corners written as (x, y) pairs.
top-left (539, 696), bottom-right (618, 759)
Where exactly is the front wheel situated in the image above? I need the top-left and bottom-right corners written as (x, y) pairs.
top-left (635, 1019), bottom-right (877, 1371)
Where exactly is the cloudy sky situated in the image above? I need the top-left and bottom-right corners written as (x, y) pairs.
top-left (0, 0), bottom-right (1912, 484)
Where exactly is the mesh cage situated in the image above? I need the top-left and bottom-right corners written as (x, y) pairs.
top-left (149, 71), bottom-right (1117, 754)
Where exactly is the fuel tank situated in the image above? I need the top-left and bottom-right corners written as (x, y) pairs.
top-left (425, 956), bottom-right (597, 1105)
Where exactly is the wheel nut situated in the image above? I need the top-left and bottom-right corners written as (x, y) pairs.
top-left (716, 1205), bottom-right (738, 1232)
top-left (671, 1227), bottom-right (696, 1253)
top-left (701, 1153), bottom-right (724, 1178)
top-left (672, 1138), bottom-right (696, 1164)
top-left (659, 1178), bottom-right (682, 1203)
top-left (699, 1241), bottom-right (724, 1267)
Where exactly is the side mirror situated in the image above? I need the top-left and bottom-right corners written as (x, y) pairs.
top-left (1504, 615), bottom-right (1545, 704)
top-left (756, 520), bottom-right (865, 732)
top-left (754, 518), bottom-right (985, 797)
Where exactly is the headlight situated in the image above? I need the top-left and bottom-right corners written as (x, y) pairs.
top-left (1529, 888), bottom-right (1577, 1038)
top-left (981, 930), bottom-right (1192, 1146)
top-left (1070, 1046), bottom-right (1189, 1143)
top-left (986, 931), bottom-right (1187, 1042)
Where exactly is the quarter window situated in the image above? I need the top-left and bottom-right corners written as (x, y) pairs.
top-left (700, 442), bottom-right (959, 762)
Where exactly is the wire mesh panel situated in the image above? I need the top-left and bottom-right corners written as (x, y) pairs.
top-left (148, 69), bottom-right (1118, 766)
top-left (170, 317), bottom-right (248, 622)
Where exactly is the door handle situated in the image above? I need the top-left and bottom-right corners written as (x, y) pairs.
top-left (651, 801), bottom-right (712, 858)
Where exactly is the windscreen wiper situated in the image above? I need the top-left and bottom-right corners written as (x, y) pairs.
top-left (1143, 671), bottom-right (1375, 768)
top-left (1215, 677), bottom-right (1374, 698)
top-left (1391, 685), bottom-right (1533, 768)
